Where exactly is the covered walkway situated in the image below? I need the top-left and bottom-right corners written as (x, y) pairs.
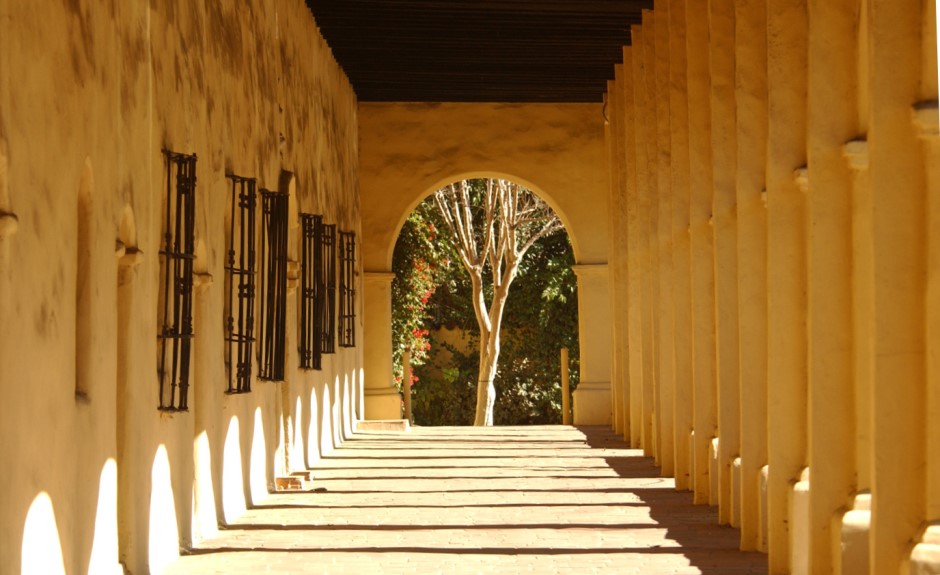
top-left (165, 426), bottom-right (766, 574)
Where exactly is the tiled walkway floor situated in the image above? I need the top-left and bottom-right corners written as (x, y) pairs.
top-left (165, 426), bottom-right (767, 574)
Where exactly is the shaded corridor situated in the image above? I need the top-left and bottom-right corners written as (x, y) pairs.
top-left (165, 426), bottom-right (766, 574)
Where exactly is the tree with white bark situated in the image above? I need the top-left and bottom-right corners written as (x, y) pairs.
top-left (433, 178), bottom-right (564, 425)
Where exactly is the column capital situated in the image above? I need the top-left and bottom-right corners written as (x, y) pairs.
top-left (363, 271), bottom-right (396, 285)
top-left (570, 263), bottom-right (609, 279)
top-left (843, 138), bottom-right (870, 172)
top-left (0, 211), bottom-right (18, 240)
top-left (913, 101), bottom-right (939, 139)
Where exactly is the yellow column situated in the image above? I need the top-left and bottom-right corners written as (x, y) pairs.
top-left (642, 10), bottom-right (662, 461)
top-left (614, 65), bottom-right (634, 440)
top-left (606, 79), bottom-right (624, 436)
top-left (765, 1), bottom-right (808, 570)
top-left (571, 264), bottom-right (612, 425)
top-left (708, 0), bottom-right (739, 527)
top-left (634, 18), bottom-right (656, 456)
top-left (654, 0), bottom-right (675, 478)
top-left (916, 3), bottom-right (940, 570)
top-left (913, 3), bottom-right (940, 571)
top-left (734, 0), bottom-right (769, 553)
top-left (685, 0), bottom-right (718, 505)
top-left (362, 272), bottom-right (402, 420)
top-left (838, 5), bottom-right (873, 571)
top-left (668, 0), bottom-right (693, 493)
top-left (805, 1), bottom-right (858, 573)
top-left (624, 44), bottom-right (645, 448)
top-left (868, 1), bottom-right (928, 573)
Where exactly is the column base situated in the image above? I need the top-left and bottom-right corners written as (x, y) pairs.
top-left (759, 465), bottom-right (770, 553)
top-left (838, 492), bottom-right (871, 575)
top-left (789, 467), bottom-right (811, 575)
top-left (572, 381), bottom-right (611, 425)
top-left (709, 437), bottom-right (720, 507)
top-left (909, 523), bottom-right (940, 575)
top-left (363, 387), bottom-right (401, 420)
top-left (731, 457), bottom-right (742, 528)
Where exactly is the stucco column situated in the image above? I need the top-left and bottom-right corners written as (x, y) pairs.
top-left (765, 1), bottom-right (809, 571)
top-left (668, 0), bottom-right (693, 493)
top-left (362, 272), bottom-right (401, 420)
top-left (633, 20), bottom-right (656, 455)
top-left (686, 0), bottom-right (718, 506)
top-left (606, 75), bottom-right (626, 436)
top-left (571, 263), bottom-right (612, 425)
top-left (733, 0), bottom-right (769, 552)
top-left (624, 43), bottom-right (645, 449)
top-left (867, 2), bottom-right (928, 573)
top-left (912, 3), bottom-right (940, 571)
top-left (805, 1), bottom-right (858, 573)
top-left (654, 0), bottom-right (675, 478)
top-left (709, 0), bottom-right (739, 527)
top-left (641, 10), bottom-right (661, 458)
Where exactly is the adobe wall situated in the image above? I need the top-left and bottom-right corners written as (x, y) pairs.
top-left (0, 1), bottom-right (362, 574)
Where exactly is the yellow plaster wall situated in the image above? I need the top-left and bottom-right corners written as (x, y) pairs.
top-left (0, 1), bottom-right (362, 574)
top-left (358, 102), bottom-right (609, 271)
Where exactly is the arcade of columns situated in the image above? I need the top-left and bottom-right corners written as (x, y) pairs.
top-left (604, 1), bottom-right (939, 574)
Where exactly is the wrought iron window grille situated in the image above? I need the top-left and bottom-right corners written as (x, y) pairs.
top-left (320, 223), bottom-right (337, 355)
top-left (225, 175), bottom-right (257, 394)
top-left (258, 188), bottom-right (289, 381)
top-left (158, 150), bottom-right (197, 412)
top-left (338, 231), bottom-right (356, 348)
top-left (299, 214), bottom-right (323, 370)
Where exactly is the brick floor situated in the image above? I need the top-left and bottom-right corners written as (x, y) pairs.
top-left (164, 426), bottom-right (768, 574)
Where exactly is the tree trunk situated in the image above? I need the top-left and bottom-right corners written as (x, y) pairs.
top-left (474, 330), bottom-right (500, 425)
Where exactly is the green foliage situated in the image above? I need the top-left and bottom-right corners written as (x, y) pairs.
top-left (393, 191), bottom-right (581, 426)
top-left (390, 201), bottom-right (455, 386)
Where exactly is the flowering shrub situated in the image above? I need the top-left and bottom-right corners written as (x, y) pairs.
top-left (391, 202), bottom-right (454, 387)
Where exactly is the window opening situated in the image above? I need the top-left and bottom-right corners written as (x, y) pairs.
top-left (258, 187), bottom-right (288, 381)
top-left (338, 231), bottom-right (356, 348)
top-left (320, 223), bottom-right (336, 354)
top-left (225, 175), bottom-right (257, 393)
top-left (158, 150), bottom-right (196, 411)
top-left (299, 214), bottom-right (323, 369)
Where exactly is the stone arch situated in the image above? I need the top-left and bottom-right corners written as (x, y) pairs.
top-left (358, 103), bottom-right (611, 422)
top-left (384, 171), bottom-right (582, 271)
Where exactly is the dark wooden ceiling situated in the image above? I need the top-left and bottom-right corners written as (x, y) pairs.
top-left (304, 0), bottom-right (652, 103)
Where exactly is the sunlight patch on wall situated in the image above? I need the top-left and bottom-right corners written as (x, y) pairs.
top-left (21, 493), bottom-right (66, 575)
top-left (87, 458), bottom-right (122, 575)
top-left (149, 445), bottom-right (179, 575)
top-left (221, 415), bottom-right (246, 524)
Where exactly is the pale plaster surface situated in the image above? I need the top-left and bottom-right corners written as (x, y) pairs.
top-left (0, 1), bottom-right (362, 574)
